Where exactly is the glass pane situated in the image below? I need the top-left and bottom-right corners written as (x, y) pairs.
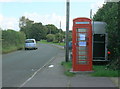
top-left (77, 47), bottom-right (87, 50)
top-left (78, 41), bottom-right (86, 46)
top-left (77, 51), bottom-right (87, 55)
top-left (79, 56), bottom-right (87, 59)
top-left (77, 33), bottom-right (87, 41)
top-left (77, 28), bottom-right (87, 32)
top-left (77, 33), bottom-right (87, 37)
top-left (77, 56), bottom-right (87, 61)
top-left (78, 58), bottom-right (86, 61)
top-left (78, 61), bottom-right (87, 64)
top-left (77, 56), bottom-right (87, 64)
top-left (76, 28), bottom-right (88, 65)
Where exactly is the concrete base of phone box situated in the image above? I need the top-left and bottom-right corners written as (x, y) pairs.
top-left (70, 68), bottom-right (94, 74)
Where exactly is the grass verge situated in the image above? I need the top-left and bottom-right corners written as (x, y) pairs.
top-left (39, 40), bottom-right (65, 46)
top-left (61, 61), bottom-right (75, 77)
top-left (2, 45), bottom-right (23, 54)
top-left (91, 65), bottom-right (120, 77)
top-left (61, 61), bottom-right (119, 77)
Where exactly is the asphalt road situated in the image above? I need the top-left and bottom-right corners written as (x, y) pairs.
top-left (2, 43), bottom-right (63, 87)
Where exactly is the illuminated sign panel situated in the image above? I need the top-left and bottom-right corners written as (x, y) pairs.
top-left (75, 22), bottom-right (90, 24)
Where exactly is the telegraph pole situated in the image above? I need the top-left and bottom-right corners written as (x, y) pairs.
top-left (59, 21), bottom-right (61, 33)
top-left (59, 21), bottom-right (61, 43)
top-left (90, 9), bottom-right (92, 19)
top-left (60, 21), bottom-right (61, 30)
top-left (65, 0), bottom-right (70, 62)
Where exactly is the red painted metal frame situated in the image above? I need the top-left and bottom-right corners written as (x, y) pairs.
top-left (72, 17), bottom-right (93, 71)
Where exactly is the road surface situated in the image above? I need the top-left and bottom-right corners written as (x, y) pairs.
top-left (2, 43), bottom-right (63, 87)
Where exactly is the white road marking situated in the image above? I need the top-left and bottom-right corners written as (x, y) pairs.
top-left (18, 56), bottom-right (56, 88)
top-left (48, 64), bottom-right (54, 68)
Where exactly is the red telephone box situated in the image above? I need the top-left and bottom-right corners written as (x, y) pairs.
top-left (72, 17), bottom-right (93, 71)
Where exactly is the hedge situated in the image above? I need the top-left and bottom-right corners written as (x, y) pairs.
top-left (2, 29), bottom-right (26, 53)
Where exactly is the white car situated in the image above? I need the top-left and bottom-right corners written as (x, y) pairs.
top-left (25, 39), bottom-right (37, 50)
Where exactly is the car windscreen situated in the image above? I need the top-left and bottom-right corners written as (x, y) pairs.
top-left (25, 40), bottom-right (34, 43)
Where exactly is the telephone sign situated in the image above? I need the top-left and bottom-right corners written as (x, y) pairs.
top-left (72, 17), bottom-right (93, 71)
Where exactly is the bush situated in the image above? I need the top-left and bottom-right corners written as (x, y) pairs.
top-left (46, 34), bottom-right (55, 42)
top-left (53, 40), bottom-right (58, 43)
top-left (54, 33), bottom-right (64, 43)
top-left (2, 29), bottom-right (26, 53)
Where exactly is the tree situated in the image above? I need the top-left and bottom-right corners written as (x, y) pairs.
top-left (19, 16), bottom-right (64, 42)
top-left (19, 17), bottom-right (34, 39)
top-left (45, 24), bottom-right (59, 34)
top-left (53, 33), bottom-right (64, 43)
top-left (19, 16), bottom-right (50, 41)
top-left (29, 23), bottom-right (47, 41)
top-left (19, 16), bottom-right (34, 29)
top-left (19, 16), bottom-right (26, 28)
top-left (93, 2), bottom-right (119, 70)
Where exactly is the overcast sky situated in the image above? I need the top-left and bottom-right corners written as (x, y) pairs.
top-left (0, 0), bottom-right (106, 31)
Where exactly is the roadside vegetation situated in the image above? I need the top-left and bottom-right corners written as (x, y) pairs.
top-left (1, 2), bottom-right (119, 76)
top-left (61, 2), bottom-right (120, 77)
top-left (61, 61), bottom-right (75, 77)
top-left (93, 2), bottom-right (120, 70)
top-left (19, 16), bottom-right (65, 41)
top-left (61, 61), bottom-right (119, 77)
top-left (2, 30), bottom-right (26, 53)
top-left (39, 40), bottom-right (65, 46)
top-left (91, 66), bottom-right (120, 77)
top-left (2, 16), bottom-right (65, 53)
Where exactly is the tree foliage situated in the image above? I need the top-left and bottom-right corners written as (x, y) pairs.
top-left (54, 33), bottom-right (64, 43)
top-left (19, 17), bottom-right (63, 41)
top-left (19, 16), bottom-right (34, 28)
top-left (45, 24), bottom-right (60, 34)
top-left (19, 17), bottom-right (47, 41)
top-left (93, 2), bottom-right (119, 70)
top-left (46, 34), bottom-right (55, 42)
